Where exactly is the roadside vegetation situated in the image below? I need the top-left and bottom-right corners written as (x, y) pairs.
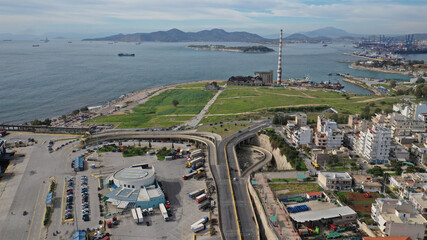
top-left (261, 128), bottom-right (307, 171)
top-left (156, 147), bottom-right (171, 160)
top-left (269, 182), bottom-right (322, 194)
top-left (198, 123), bottom-right (250, 138)
top-left (207, 86), bottom-right (401, 118)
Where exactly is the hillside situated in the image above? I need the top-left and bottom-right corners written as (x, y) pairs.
top-left (83, 28), bottom-right (274, 43)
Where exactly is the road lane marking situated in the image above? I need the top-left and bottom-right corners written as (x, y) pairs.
top-left (27, 182), bottom-right (44, 240)
top-left (224, 138), bottom-right (242, 240)
top-left (37, 182), bottom-right (49, 240)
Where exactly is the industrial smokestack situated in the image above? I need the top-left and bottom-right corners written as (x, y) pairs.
top-left (277, 29), bottom-right (283, 85)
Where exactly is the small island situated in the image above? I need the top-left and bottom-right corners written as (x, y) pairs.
top-left (187, 45), bottom-right (275, 53)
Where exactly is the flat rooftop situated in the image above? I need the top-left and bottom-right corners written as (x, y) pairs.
top-left (286, 200), bottom-right (337, 212)
top-left (381, 212), bottom-right (427, 225)
top-left (290, 206), bottom-right (356, 223)
top-left (113, 167), bottom-right (154, 181)
top-left (320, 172), bottom-right (352, 180)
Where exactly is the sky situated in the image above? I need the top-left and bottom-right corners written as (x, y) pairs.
top-left (1, 0), bottom-right (427, 37)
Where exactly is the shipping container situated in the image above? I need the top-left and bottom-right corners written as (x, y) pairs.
top-left (189, 188), bottom-right (205, 198)
top-left (195, 193), bottom-right (207, 203)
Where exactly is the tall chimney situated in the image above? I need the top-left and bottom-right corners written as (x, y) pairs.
top-left (277, 29), bottom-right (283, 85)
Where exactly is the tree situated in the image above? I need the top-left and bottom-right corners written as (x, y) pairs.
top-left (172, 100), bottom-right (179, 107)
top-left (367, 166), bottom-right (384, 177)
top-left (361, 106), bottom-right (371, 119)
top-left (80, 106), bottom-right (89, 112)
top-left (389, 80), bottom-right (396, 88)
top-left (416, 77), bottom-right (425, 84)
top-left (338, 194), bottom-right (348, 205)
top-left (72, 109), bottom-right (80, 115)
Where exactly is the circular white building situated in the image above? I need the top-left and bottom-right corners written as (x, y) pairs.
top-left (112, 166), bottom-right (156, 189)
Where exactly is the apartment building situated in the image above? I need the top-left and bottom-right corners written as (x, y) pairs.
top-left (315, 116), bottom-right (343, 150)
top-left (354, 125), bottom-right (391, 164)
top-left (409, 193), bottom-right (427, 216)
top-left (318, 172), bottom-right (352, 191)
top-left (291, 126), bottom-right (312, 145)
top-left (371, 198), bottom-right (427, 240)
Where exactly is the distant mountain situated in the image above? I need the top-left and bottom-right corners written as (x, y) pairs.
top-left (285, 33), bottom-right (310, 40)
top-left (83, 28), bottom-right (274, 43)
top-left (303, 27), bottom-right (361, 38)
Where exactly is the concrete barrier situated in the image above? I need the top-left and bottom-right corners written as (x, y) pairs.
top-left (247, 180), bottom-right (280, 240)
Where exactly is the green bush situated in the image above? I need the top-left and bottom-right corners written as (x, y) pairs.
top-left (262, 129), bottom-right (307, 171)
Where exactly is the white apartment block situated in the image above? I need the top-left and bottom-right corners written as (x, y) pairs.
top-left (315, 116), bottom-right (343, 150)
top-left (354, 125), bottom-right (391, 164)
top-left (318, 172), bottom-right (352, 191)
top-left (371, 198), bottom-right (427, 240)
top-left (291, 126), bottom-right (312, 145)
top-left (409, 193), bottom-right (427, 216)
top-left (391, 117), bottom-right (425, 137)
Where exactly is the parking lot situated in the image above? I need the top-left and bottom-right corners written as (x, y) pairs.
top-left (0, 135), bottom-right (220, 240)
top-left (91, 141), bottom-right (216, 239)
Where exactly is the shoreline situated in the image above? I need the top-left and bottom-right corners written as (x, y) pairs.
top-left (343, 53), bottom-right (380, 61)
top-left (349, 62), bottom-right (410, 76)
top-left (51, 80), bottom-right (225, 127)
top-left (341, 78), bottom-right (379, 96)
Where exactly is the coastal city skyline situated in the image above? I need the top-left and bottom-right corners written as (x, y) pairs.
top-left (1, 0), bottom-right (427, 37)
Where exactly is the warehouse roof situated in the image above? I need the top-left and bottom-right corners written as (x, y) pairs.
top-left (290, 206), bottom-right (356, 223)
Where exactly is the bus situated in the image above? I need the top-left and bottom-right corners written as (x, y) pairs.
top-left (311, 161), bottom-right (320, 169)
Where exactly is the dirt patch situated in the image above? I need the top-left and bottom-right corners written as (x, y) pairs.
top-left (345, 192), bottom-right (380, 215)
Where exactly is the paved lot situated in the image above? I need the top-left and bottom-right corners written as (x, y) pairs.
top-left (0, 135), bottom-right (219, 240)
top-left (97, 147), bottom-right (213, 240)
top-left (0, 133), bottom-right (81, 240)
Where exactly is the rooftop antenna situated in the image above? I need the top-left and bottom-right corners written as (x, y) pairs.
top-left (277, 29), bottom-right (283, 85)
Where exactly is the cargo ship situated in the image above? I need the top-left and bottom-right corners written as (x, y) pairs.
top-left (118, 53), bottom-right (135, 57)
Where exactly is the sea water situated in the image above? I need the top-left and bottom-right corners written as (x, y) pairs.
top-left (0, 40), bottom-right (412, 123)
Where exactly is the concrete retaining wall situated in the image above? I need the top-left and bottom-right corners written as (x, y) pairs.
top-left (256, 134), bottom-right (293, 170)
top-left (247, 181), bottom-right (280, 240)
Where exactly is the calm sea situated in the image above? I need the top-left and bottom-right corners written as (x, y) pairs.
top-left (0, 40), bottom-right (417, 123)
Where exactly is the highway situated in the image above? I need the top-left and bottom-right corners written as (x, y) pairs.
top-left (219, 121), bottom-right (271, 240)
top-left (84, 124), bottom-right (272, 240)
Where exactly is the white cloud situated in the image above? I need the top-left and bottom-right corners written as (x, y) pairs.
top-left (0, 0), bottom-right (426, 34)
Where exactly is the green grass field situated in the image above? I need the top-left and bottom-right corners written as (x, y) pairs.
top-left (268, 183), bottom-right (323, 195)
top-left (208, 86), bottom-right (400, 115)
top-left (87, 89), bottom-right (216, 128)
top-left (197, 123), bottom-right (250, 138)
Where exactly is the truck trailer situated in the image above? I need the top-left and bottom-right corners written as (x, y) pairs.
top-left (195, 193), bottom-right (208, 203)
top-left (159, 203), bottom-right (169, 221)
top-left (131, 208), bottom-right (139, 224)
top-left (136, 208), bottom-right (144, 223)
top-left (189, 188), bottom-right (205, 198)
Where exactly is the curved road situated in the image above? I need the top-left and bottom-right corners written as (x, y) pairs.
top-left (219, 121), bottom-right (271, 240)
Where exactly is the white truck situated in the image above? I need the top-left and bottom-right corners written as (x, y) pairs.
top-left (159, 203), bottom-right (169, 221)
top-left (131, 208), bottom-right (139, 224)
top-left (136, 207), bottom-right (144, 223)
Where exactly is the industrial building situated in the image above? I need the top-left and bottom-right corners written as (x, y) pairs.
top-left (254, 71), bottom-right (273, 86)
top-left (290, 206), bottom-right (357, 225)
top-left (104, 165), bottom-right (165, 209)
